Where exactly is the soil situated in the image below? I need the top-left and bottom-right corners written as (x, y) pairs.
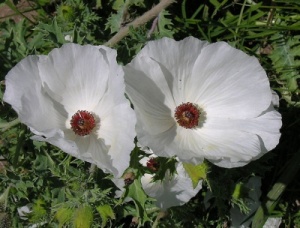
top-left (0, 0), bottom-right (37, 23)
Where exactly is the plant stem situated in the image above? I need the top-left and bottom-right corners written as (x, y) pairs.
top-left (0, 118), bottom-right (20, 132)
top-left (105, 0), bottom-right (175, 47)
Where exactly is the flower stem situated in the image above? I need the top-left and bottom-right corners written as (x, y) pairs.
top-left (105, 0), bottom-right (175, 47)
top-left (152, 211), bottom-right (167, 228)
top-left (0, 118), bottom-right (20, 132)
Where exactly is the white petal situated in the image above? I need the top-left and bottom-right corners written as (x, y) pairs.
top-left (98, 102), bottom-right (136, 177)
top-left (271, 90), bottom-right (280, 107)
top-left (124, 60), bottom-right (176, 135)
top-left (141, 163), bottom-right (202, 210)
top-left (32, 129), bottom-right (120, 175)
top-left (137, 37), bottom-right (209, 104)
top-left (4, 56), bottom-right (65, 134)
top-left (203, 105), bottom-right (281, 152)
top-left (38, 44), bottom-right (110, 114)
top-left (172, 129), bottom-right (263, 168)
top-left (189, 42), bottom-right (272, 118)
top-left (137, 123), bottom-right (177, 157)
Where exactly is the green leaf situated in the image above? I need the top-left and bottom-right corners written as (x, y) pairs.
top-left (157, 10), bottom-right (174, 38)
top-left (183, 162), bottom-right (208, 188)
top-left (126, 179), bottom-right (151, 225)
top-left (55, 207), bottom-right (74, 227)
top-left (30, 199), bottom-right (47, 222)
top-left (0, 186), bottom-right (10, 211)
top-left (96, 204), bottom-right (115, 228)
top-left (73, 205), bottom-right (93, 228)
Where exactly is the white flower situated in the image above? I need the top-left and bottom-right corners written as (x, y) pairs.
top-left (124, 37), bottom-right (282, 168)
top-left (4, 44), bottom-right (136, 177)
top-left (141, 159), bottom-right (202, 210)
top-left (139, 149), bottom-right (202, 210)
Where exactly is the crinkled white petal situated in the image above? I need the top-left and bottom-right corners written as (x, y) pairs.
top-left (189, 42), bottom-right (272, 119)
top-left (97, 103), bottom-right (136, 177)
top-left (141, 163), bottom-right (202, 210)
top-left (137, 123), bottom-right (177, 157)
top-left (135, 37), bottom-right (209, 104)
top-left (124, 60), bottom-right (175, 135)
top-left (33, 132), bottom-right (119, 175)
top-left (203, 105), bottom-right (281, 151)
top-left (174, 127), bottom-right (262, 166)
top-left (38, 44), bottom-right (110, 114)
top-left (3, 56), bottom-right (66, 134)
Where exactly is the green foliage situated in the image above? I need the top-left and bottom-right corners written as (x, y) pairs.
top-left (269, 34), bottom-right (300, 105)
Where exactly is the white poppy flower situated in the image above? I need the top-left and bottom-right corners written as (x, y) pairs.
top-left (141, 160), bottom-right (202, 210)
top-left (124, 37), bottom-right (282, 168)
top-left (4, 44), bottom-right (136, 177)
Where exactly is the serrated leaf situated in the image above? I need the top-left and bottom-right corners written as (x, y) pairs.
top-left (73, 205), bottom-right (93, 228)
top-left (96, 204), bottom-right (115, 228)
top-left (183, 162), bottom-right (208, 188)
top-left (105, 12), bottom-right (123, 34)
top-left (55, 207), bottom-right (74, 227)
top-left (30, 199), bottom-right (47, 222)
top-left (157, 10), bottom-right (174, 38)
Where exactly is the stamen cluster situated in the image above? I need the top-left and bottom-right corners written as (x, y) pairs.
top-left (174, 102), bottom-right (200, 129)
top-left (146, 158), bottom-right (160, 172)
top-left (70, 110), bottom-right (96, 136)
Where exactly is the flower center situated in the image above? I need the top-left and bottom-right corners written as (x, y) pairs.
top-left (174, 102), bottom-right (200, 129)
top-left (146, 158), bottom-right (160, 172)
top-left (70, 110), bottom-right (96, 136)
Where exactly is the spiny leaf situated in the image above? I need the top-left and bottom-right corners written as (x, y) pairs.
top-left (96, 204), bottom-right (115, 228)
top-left (30, 199), bottom-right (47, 222)
top-left (55, 207), bottom-right (74, 227)
top-left (157, 10), bottom-right (174, 38)
top-left (73, 205), bottom-right (93, 228)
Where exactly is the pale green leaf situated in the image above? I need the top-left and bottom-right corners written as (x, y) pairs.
top-left (73, 205), bottom-right (93, 228)
top-left (183, 162), bottom-right (208, 189)
top-left (96, 204), bottom-right (115, 228)
top-left (55, 207), bottom-right (74, 227)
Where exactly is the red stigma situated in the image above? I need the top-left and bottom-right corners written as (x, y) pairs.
top-left (174, 102), bottom-right (200, 129)
top-left (70, 110), bottom-right (96, 136)
top-left (146, 158), bottom-right (160, 172)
